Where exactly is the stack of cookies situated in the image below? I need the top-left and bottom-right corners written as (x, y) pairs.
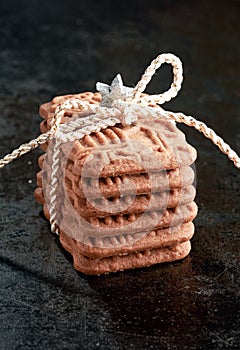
top-left (34, 92), bottom-right (198, 275)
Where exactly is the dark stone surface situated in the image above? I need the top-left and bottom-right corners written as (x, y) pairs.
top-left (0, 0), bottom-right (240, 349)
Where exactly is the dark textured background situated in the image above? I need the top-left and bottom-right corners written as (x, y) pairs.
top-left (0, 1), bottom-right (240, 349)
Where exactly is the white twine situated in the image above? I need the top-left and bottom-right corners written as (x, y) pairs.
top-left (0, 53), bottom-right (239, 235)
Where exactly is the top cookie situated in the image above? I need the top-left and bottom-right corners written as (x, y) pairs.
top-left (39, 92), bottom-right (197, 178)
top-left (61, 119), bottom-right (197, 178)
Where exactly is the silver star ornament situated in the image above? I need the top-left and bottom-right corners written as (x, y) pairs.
top-left (96, 74), bottom-right (134, 107)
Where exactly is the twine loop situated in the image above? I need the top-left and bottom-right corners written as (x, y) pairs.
top-left (130, 53), bottom-right (183, 105)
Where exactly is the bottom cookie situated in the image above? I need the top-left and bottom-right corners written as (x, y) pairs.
top-left (60, 236), bottom-right (191, 275)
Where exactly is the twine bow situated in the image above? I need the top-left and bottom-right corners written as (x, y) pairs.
top-left (0, 53), bottom-right (240, 233)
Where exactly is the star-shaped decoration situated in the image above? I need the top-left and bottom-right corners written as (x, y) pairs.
top-left (96, 74), bottom-right (134, 107)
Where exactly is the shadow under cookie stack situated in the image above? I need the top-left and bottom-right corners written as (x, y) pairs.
top-left (34, 92), bottom-right (198, 275)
